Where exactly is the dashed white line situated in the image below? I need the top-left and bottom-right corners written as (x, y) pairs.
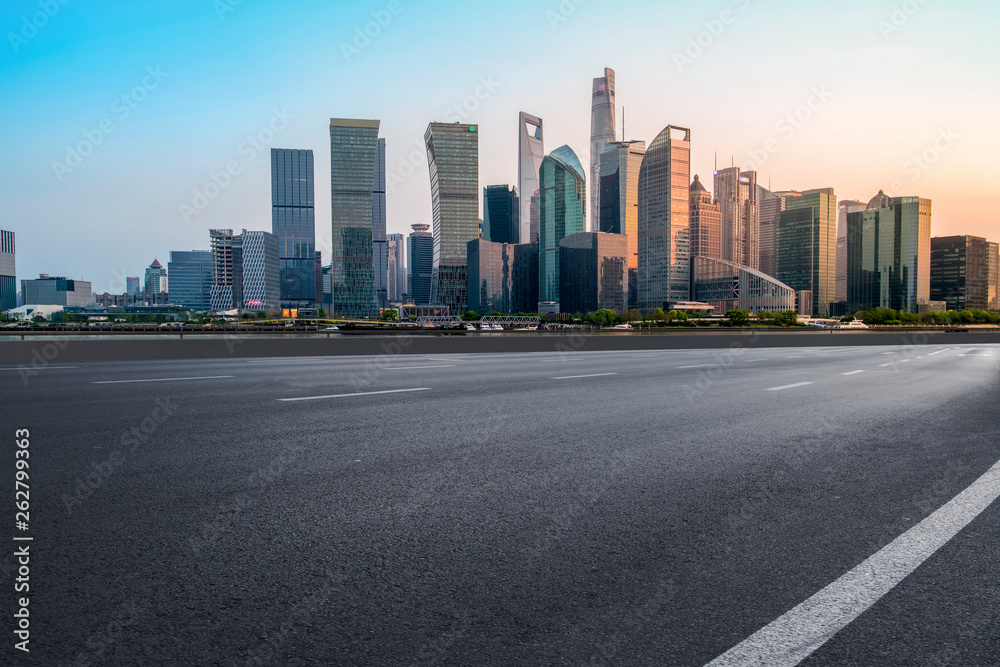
top-left (552, 373), bottom-right (618, 380)
top-left (706, 458), bottom-right (1000, 667)
top-left (92, 376), bottom-right (234, 384)
top-left (678, 364), bottom-right (714, 369)
top-left (278, 388), bottom-right (431, 402)
top-left (927, 349), bottom-right (950, 356)
top-left (540, 358), bottom-right (583, 363)
top-left (765, 382), bottom-right (813, 392)
top-left (0, 366), bottom-right (79, 371)
top-left (841, 370), bottom-right (865, 376)
top-left (386, 365), bottom-right (456, 370)
top-left (879, 363), bottom-right (893, 367)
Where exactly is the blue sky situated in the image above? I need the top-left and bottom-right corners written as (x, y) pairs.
top-left (2, 0), bottom-right (999, 292)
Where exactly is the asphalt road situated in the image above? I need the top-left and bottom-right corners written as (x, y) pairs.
top-left (2, 344), bottom-right (999, 665)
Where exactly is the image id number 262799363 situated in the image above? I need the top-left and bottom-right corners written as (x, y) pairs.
top-left (14, 429), bottom-right (32, 653)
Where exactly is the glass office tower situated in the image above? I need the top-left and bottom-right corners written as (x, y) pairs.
top-left (466, 239), bottom-right (539, 315)
top-left (483, 184), bottom-right (519, 245)
top-left (559, 232), bottom-right (628, 314)
top-left (372, 138), bottom-right (388, 308)
top-left (167, 250), bottom-right (212, 311)
top-left (1, 230), bottom-right (16, 310)
top-left (847, 192), bottom-right (930, 314)
top-left (425, 122), bottom-right (479, 313)
top-left (688, 175), bottom-right (722, 261)
top-left (776, 188), bottom-right (837, 316)
top-left (407, 224), bottom-right (434, 306)
top-left (518, 112), bottom-right (544, 244)
top-left (637, 125), bottom-right (691, 311)
top-left (271, 148), bottom-right (317, 310)
top-left (714, 167), bottom-right (759, 270)
top-left (757, 186), bottom-right (786, 278)
top-left (330, 119), bottom-right (381, 319)
top-left (590, 67), bottom-right (616, 233)
top-left (240, 230), bottom-right (281, 311)
top-left (538, 145), bottom-right (586, 308)
top-left (930, 235), bottom-right (987, 311)
top-left (836, 199), bottom-right (866, 304)
top-left (599, 140), bottom-right (646, 272)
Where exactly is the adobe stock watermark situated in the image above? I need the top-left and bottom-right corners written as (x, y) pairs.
top-left (214, 0), bottom-right (243, 21)
top-left (741, 85), bottom-right (834, 172)
top-left (178, 108), bottom-right (295, 223)
top-left (7, 0), bottom-right (70, 54)
top-left (878, 0), bottom-right (929, 40)
top-left (441, 75), bottom-right (501, 123)
top-left (884, 127), bottom-right (958, 196)
top-left (341, 0), bottom-right (403, 62)
top-left (51, 66), bottom-right (169, 182)
top-left (546, 0), bottom-right (587, 31)
top-left (673, 0), bottom-right (752, 73)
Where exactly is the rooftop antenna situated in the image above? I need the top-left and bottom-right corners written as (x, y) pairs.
top-left (714, 152), bottom-right (717, 173)
top-left (621, 107), bottom-right (625, 142)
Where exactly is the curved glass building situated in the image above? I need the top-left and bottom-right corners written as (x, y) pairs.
top-left (692, 256), bottom-right (795, 313)
top-left (538, 145), bottom-right (586, 308)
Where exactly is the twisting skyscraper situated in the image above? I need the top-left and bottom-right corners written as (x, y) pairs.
top-left (590, 67), bottom-right (616, 233)
top-left (518, 112), bottom-right (544, 244)
top-left (330, 118), bottom-right (381, 319)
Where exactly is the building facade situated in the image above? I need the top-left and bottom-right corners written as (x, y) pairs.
top-left (714, 167), bottom-right (759, 270)
top-left (559, 232), bottom-right (628, 315)
top-left (240, 230), bottom-right (281, 311)
top-left (836, 199), bottom-right (866, 304)
top-left (989, 241), bottom-right (1000, 311)
top-left (407, 224), bottom-right (434, 305)
top-left (689, 175), bottom-right (722, 261)
top-left (637, 125), bottom-right (691, 311)
top-left (144, 259), bottom-right (166, 295)
top-left (271, 148), bottom-right (317, 310)
top-left (167, 250), bottom-right (212, 311)
top-left (599, 140), bottom-right (646, 274)
top-left (589, 67), bottom-right (616, 233)
top-left (483, 184), bottom-right (519, 245)
top-left (846, 192), bottom-right (931, 314)
top-left (21, 275), bottom-right (92, 306)
top-left (691, 256), bottom-right (796, 314)
top-left (425, 122), bottom-right (479, 313)
top-left (372, 137), bottom-right (388, 308)
top-left (209, 229), bottom-right (242, 311)
top-left (466, 239), bottom-right (539, 315)
top-left (930, 235), bottom-right (991, 311)
top-left (126, 276), bottom-right (141, 295)
top-left (518, 112), bottom-right (544, 244)
top-left (0, 230), bottom-right (15, 311)
top-left (757, 187), bottom-right (785, 278)
top-left (776, 188), bottom-right (837, 316)
top-left (331, 119), bottom-right (381, 318)
top-left (538, 145), bottom-right (587, 308)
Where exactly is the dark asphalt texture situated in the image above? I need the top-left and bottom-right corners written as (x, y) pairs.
top-left (2, 344), bottom-right (999, 665)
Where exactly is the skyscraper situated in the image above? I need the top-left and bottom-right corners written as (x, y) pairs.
top-left (538, 145), bottom-right (586, 308)
top-left (559, 232), bottom-right (629, 315)
top-left (989, 242), bottom-right (1000, 311)
top-left (167, 250), bottom-right (212, 311)
top-left (599, 140), bottom-right (646, 270)
top-left (757, 187), bottom-right (786, 278)
top-left (930, 235), bottom-right (989, 311)
top-left (637, 125), bottom-right (691, 311)
top-left (483, 184), bottom-right (519, 245)
top-left (240, 230), bottom-right (281, 311)
top-left (209, 229), bottom-right (242, 311)
top-left (590, 67), bottom-right (616, 233)
top-left (425, 122), bottom-right (479, 313)
top-left (714, 167), bottom-right (759, 269)
top-left (372, 137), bottom-right (388, 308)
top-left (689, 175), bottom-right (722, 260)
top-left (776, 188), bottom-right (838, 316)
top-left (271, 148), bottom-right (317, 310)
top-left (0, 230), bottom-right (15, 311)
top-left (126, 276), bottom-right (140, 295)
top-left (144, 259), bottom-right (167, 295)
top-left (330, 118), bottom-right (381, 319)
top-left (407, 224), bottom-right (434, 305)
top-left (387, 232), bottom-right (406, 302)
top-left (466, 239), bottom-right (539, 315)
top-left (518, 112), bottom-right (544, 244)
top-left (847, 192), bottom-right (930, 314)
top-left (836, 199), bottom-right (866, 303)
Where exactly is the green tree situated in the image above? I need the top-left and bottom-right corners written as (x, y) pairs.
top-left (317, 308), bottom-right (326, 318)
top-left (775, 310), bottom-right (799, 326)
top-left (593, 308), bottom-right (619, 327)
top-left (626, 308), bottom-right (642, 322)
top-left (757, 311), bottom-right (775, 323)
top-left (725, 309), bottom-right (751, 326)
top-left (646, 308), bottom-right (666, 322)
top-left (382, 309), bottom-right (399, 322)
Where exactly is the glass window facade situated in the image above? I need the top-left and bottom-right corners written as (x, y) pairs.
top-left (689, 175), bottom-right (722, 261)
top-left (271, 148), bottom-right (317, 308)
top-left (330, 119), bottom-right (381, 319)
top-left (407, 224), bottom-right (434, 306)
top-left (559, 232), bottom-right (628, 314)
top-left (466, 239), bottom-right (538, 315)
top-left (483, 185), bottom-right (519, 245)
top-left (599, 141), bottom-right (645, 274)
top-left (0, 229), bottom-right (16, 310)
top-left (776, 189), bottom-right (837, 316)
top-left (518, 112), bottom-right (544, 244)
top-left (714, 168), bottom-right (759, 270)
top-left (692, 256), bottom-right (795, 313)
top-left (590, 68), bottom-right (616, 233)
top-left (167, 250), bottom-right (212, 311)
top-left (930, 234), bottom-right (989, 311)
top-left (538, 145), bottom-right (586, 307)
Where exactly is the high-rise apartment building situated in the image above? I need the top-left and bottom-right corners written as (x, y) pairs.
top-left (144, 259), bottom-right (167, 295)
top-left (714, 167), bottom-right (759, 269)
top-left (372, 138), bottom-right (388, 308)
top-left (538, 145), bottom-right (586, 308)
top-left (0, 230), bottom-right (15, 311)
top-left (689, 175), bottom-right (722, 260)
top-left (209, 229), bottom-right (242, 311)
top-left (930, 235), bottom-right (990, 311)
top-left (836, 199), bottom-right (866, 303)
top-left (757, 187), bottom-right (785, 278)
top-left (240, 230), bottom-right (281, 311)
top-left (559, 232), bottom-right (628, 315)
top-left (518, 112), bottom-right (544, 244)
top-left (271, 148), bottom-right (317, 310)
top-left (590, 68), bottom-right (616, 233)
top-left (599, 140), bottom-right (646, 272)
top-left (846, 192), bottom-right (931, 315)
top-left (425, 122), bottom-right (479, 313)
top-left (331, 119), bottom-right (381, 319)
top-left (637, 125), bottom-right (691, 311)
top-left (483, 185), bottom-right (519, 245)
top-left (167, 250), bottom-right (213, 311)
top-left (407, 224), bottom-right (434, 306)
top-left (776, 188), bottom-right (837, 316)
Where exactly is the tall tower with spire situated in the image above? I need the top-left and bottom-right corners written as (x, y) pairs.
top-left (590, 67), bottom-right (616, 233)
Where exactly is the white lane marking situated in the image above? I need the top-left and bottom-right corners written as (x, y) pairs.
top-left (386, 365), bottom-right (456, 370)
top-left (678, 364), bottom-right (714, 369)
top-left (879, 363), bottom-right (893, 367)
top-left (706, 458), bottom-right (1000, 667)
top-left (900, 359), bottom-right (911, 363)
top-left (0, 366), bottom-right (79, 371)
top-left (552, 373), bottom-right (618, 380)
top-left (540, 358), bottom-right (583, 363)
top-left (246, 358), bottom-right (326, 363)
top-left (841, 370), bottom-right (865, 376)
top-left (926, 349), bottom-right (950, 356)
top-left (765, 382), bottom-right (813, 391)
top-left (278, 388), bottom-right (431, 402)
top-left (92, 376), bottom-right (234, 384)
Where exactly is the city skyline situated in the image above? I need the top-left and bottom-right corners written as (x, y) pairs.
top-left (3, 1), bottom-right (999, 291)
